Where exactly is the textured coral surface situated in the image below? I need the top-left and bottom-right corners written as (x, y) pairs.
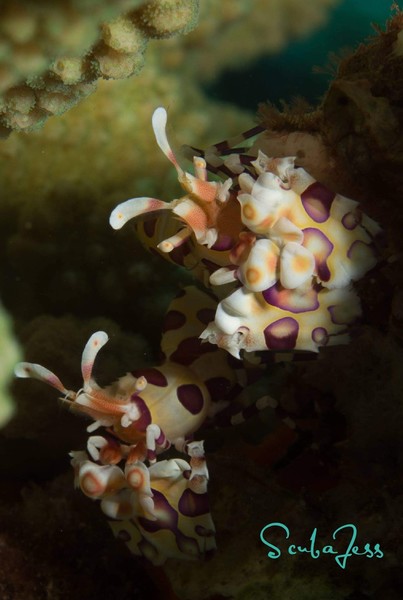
top-left (0, 0), bottom-right (199, 134)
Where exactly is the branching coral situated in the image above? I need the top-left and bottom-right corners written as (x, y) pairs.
top-left (0, 0), bottom-right (340, 134)
top-left (0, 0), bottom-right (199, 134)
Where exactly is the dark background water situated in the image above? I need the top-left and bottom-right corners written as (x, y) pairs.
top-left (208, 0), bottom-right (394, 108)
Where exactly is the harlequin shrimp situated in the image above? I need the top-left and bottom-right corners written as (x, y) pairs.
top-left (111, 107), bottom-right (381, 357)
top-left (15, 285), bottom-right (282, 564)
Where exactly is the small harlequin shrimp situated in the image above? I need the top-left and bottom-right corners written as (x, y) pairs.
top-left (15, 286), bottom-right (279, 564)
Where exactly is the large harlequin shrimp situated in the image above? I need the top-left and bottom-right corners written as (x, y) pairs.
top-left (14, 286), bottom-right (279, 564)
top-left (110, 107), bottom-right (381, 358)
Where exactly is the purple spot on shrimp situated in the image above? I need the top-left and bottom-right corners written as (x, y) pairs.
top-left (143, 218), bottom-right (157, 238)
top-left (263, 282), bottom-right (319, 313)
top-left (116, 529), bottom-right (131, 542)
top-left (177, 384), bottom-right (204, 414)
top-left (264, 317), bottom-right (299, 350)
top-left (138, 489), bottom-right (179, 532)
top-left (170, 242), bottom-right (192, 266)
top-left (155, 430), bottom-right (167, 446)
top-left (312, 327), bottom-right (329, 346)
top-left (130, 397), bottom-right (152, 431)
top-left (327, 305), bottom-right (338, 324)
top-left (168, 246), bottom-right (186, 266)
top-left (327, 305), bottom-right (356, 326)
top-left (211, 234), bottom-right (234, 251)
top-left (171, 336), bottom-right (216, 366)
top-left (133, 368), bottom-right (168, 387)
top-left (342, 211), bottom-right (360, 230)
top-left (137, 537), bottom-right (159, 561)
top-left (301, 182), bottom-right (334, 223)
top-left (196, 308), bottom-right (216, 325)
top-left (176, 532), bottom-right (201, 557)
top-left (162, 310), bottom-right (186, 332)
top-left (178, 488), bottom-right (210, 516)
top-left (317, 262), bottom-right (331, 282)
top-left (347, 239), bottom-right (374, 261)
top-left (303, 228), bottom-right (333, 282)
